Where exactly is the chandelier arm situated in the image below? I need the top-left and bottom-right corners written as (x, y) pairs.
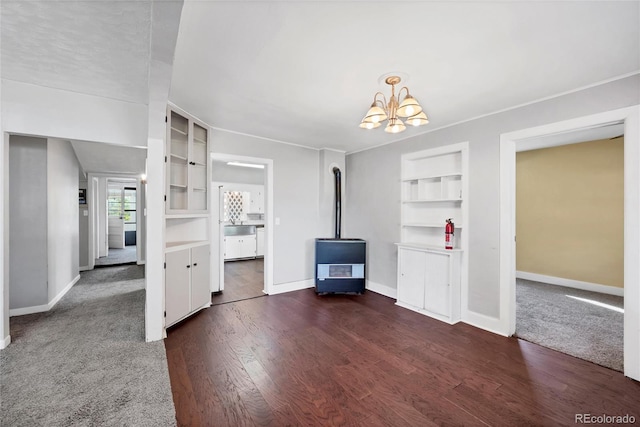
top-left (397, 86), bottom-right (410, 101)
top-left (373, 92), bottom-right (389, 115)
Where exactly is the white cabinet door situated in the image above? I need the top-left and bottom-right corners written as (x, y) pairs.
top-left (250, 190), bottom-right (264, 213)
top-left (424, 252), bottom-right (450, 317)
top-left (165, 249), bottom-right (191, 325)
top-left (397, 248), bottom-right (426, 309)
top-left (256, 228), bottom-right (265, 256)
top-left (224, 236), bottom-right (257, 260)
top-left (241, 235), bottom-right (257, 258)
top-left (190, 244), bottom-right (211, 310)
top-left (224, 236), bottom-right (242, 260)
top-left (166, 109), bottom-right (209, 214)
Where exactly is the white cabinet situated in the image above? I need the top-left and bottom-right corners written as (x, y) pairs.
top-left (224, 235), bottom-right (257, 260)
top-left (256, 227), bottom-right (265, 257)
top-left (396, 143), bottom-right (467, 325)
top-left (166, 108), bottom-right (209, 214)
top-left (164, 105), bottom-right (212, 328)
top-left (165, 243), bottom-right (211, 326)
top-left (249, 190), bottom-right (264, 213)
top-left (396, 244), bottom-right (461, 324)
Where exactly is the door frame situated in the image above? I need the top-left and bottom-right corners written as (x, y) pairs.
top-left (499, 105), bottom-right (640, 380)
top-left (87, 173), bottom-right (145, 269)
top-left (210, 153), bottom-right (274, 295)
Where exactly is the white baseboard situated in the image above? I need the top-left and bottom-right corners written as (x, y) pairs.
top-left (269, 279), bottom-right (314, 295)
top-left (366, 280), bottom-right (397, 299)
top-left (0, 335), bottom-right (10, 350)
top-left (516, 271), bottom-right (624, 297)
top-left (79, 265), bottom-right (90, 272)
top-left (462, 310), bottom-right (509, 337)
top-left (9, 274), bottom-right (80, 317)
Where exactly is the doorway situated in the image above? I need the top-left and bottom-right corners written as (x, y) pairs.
top-left (500, 105), bottom-right (640, 381)
top-left (210, 153), bottom-right (274, 301)
top-left (514, 134), bottom-right (624, 371)
top-left (97, 180), bottom-right (138, 267)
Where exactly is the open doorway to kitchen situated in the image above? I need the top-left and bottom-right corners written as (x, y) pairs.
top-left (210, 153), bottom-right (273, 304)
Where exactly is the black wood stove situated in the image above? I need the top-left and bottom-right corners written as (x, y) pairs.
top-left (315, 167), bottom-right (366, 294)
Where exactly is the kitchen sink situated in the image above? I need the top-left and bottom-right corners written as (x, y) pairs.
top-left (224, 225), bottom-right (256, 236)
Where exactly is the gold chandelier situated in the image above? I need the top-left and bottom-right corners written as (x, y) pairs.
top-left (359, 76), bottom-right (429, 134)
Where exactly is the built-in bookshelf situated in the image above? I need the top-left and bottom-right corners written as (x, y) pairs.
top-left (397, 142), bottom-right (468, 324)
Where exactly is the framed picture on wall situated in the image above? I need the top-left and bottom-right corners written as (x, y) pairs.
top-left (79, 189), bottom-right (87, 205)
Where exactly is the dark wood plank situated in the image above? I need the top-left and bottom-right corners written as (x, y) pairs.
top-left (165, 288), bottom-right (640, 426)
top-left (213, 259), bottom-right (264, 305)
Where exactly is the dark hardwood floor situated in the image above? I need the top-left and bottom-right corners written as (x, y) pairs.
top-left (212, 258), bottom-right (264, 306)
top-left (165, 289), bottom-right (640, 426)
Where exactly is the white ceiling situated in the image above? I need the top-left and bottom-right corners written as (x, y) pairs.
top-left (1, 1), bottom-right (638, 157)
top-left (1, 1), bottom-right (153, 104)
top-left (169, 1), bottom-right (639, 153)
top-left (71, 140), bottom-right (146, 175)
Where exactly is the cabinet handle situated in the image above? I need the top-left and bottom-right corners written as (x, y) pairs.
top-left (186, 265), bottom-right (190, 269)
top-left (193, 263), bottom-right (198, 267)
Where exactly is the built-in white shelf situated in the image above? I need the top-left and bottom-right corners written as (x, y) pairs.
top-left (402, 172), bottom-right (463, 182)
top-left (402, 199), bottom-right (462, 203)
top-left (403, 223), bottom-right (464, 229)
top-left (171, 126), bottom-right (188, 136)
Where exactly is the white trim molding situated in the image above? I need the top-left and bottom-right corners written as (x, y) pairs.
top-left (9, 274), bottom-right (80, 317)
top-left (500, 105), bottom-right (640, 381)
top-left (0, 335), bottom-right (10, 350)
top-left (516, 271), bottom-right (624, 297)
top-left (268, 279), bottom-right (314, 295)
top-left (463, 310), bottom-right (508, 337)
top-left (366, 280), bottom-right (397, 299)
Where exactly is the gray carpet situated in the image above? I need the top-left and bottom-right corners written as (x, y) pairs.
top-left (0, 265), bottom-right (177, 426)
top-left (516, 278), bottom-right (623, 372)
top-left (95, 246), bottom-right (137, 267)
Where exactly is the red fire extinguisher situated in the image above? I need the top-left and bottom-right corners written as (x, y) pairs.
top-left (445, 219), bottom-right (454, 250)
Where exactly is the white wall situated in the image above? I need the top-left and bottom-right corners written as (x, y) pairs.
top-left (211, 130), bottom-right (320, 286)
top-left (9, 136), bottom-right (48, 309)
top-left (345, 74), bottom-right (640, 321)
top-left (47, 138), bottom-right (80, 302)
top-left (212, 161), bottom-right (265, 184)
top-left (2, 80), bottom-right (148, 147)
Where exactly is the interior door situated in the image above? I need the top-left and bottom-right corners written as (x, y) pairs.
top-left (107, 185), bottom-right (125, 249)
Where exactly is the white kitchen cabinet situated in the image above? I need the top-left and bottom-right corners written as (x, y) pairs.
top-left (396, 244), bottom-right (461, 324)
top-left (165, 243), bottom-right (211, 326)
top-left (256, 227), bottom-right (265, 257)
top-left (249, 190), bottom-right (264, 213)
top-left (224, 235), bottom-right (257, 260)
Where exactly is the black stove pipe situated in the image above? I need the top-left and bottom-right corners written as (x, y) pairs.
top-left (333, 167), bottom-right (341, 239)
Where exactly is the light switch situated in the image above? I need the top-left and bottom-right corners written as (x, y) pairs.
top-left (83, 210), bottom-right (88, 217)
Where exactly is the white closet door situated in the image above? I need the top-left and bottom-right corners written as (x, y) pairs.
top-left (398, 248), bottom-right (426, 309)
top-left (424, 252), bottom-right (450, 317)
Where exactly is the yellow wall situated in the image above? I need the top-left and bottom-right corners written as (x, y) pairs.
top-left (516, 138), bottom-right (624, 288)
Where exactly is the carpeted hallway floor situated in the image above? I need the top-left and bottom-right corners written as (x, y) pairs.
top-left (516, 278), bottom-right (623, 372)
top-left (0, 265), bottom-right (176, 426)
